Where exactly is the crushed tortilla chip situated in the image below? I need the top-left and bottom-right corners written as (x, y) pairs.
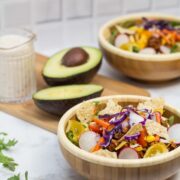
top-left (76, 101), bottom-right (95, 123)
top-left (93, 149), bottom-right (117, 159)
top-left (98, 99), bottom-right (122, 116)
top-left (119, 123), bottom-right (143, 142)
top-left (145, 119), bottom-right (169, 140)
top-left (137, 98), bottom-right (165, 114)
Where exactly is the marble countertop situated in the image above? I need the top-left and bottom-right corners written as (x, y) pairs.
top-left (0, 18), bottom-right (180, 179)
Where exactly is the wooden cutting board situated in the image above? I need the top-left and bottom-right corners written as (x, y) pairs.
top-left (0, 54), bottom-right (150, 134)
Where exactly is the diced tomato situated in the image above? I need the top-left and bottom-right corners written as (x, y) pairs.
top-left (89, 123), bottom-right (102, 134)
top-left (137, 128), bottom-right (148, 147)
top-left (155, 135), bottom-right (160, 142)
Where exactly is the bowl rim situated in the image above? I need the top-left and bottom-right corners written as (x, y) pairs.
top-left (98, 12), bottom-right (180, 62)
top-left (58, 95), bottom-right (180, 168)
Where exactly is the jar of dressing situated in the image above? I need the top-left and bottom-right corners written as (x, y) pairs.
top-left (0, 29), bottom-right (36, 103)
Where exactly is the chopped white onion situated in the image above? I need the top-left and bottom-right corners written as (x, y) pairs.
top-left (129, 111), bottom-right (144, 127)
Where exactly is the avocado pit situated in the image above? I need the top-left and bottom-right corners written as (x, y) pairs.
top-left (62, 47), bottom-right (89, 67)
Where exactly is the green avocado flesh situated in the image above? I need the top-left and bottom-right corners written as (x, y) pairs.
top-left (33, 84), bottom-right (103, 100)
top-left (43, 47), bottom-right (102, 78)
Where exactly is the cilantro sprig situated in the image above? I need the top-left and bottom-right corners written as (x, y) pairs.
top-left (0, 151), bottom-right (18, 171)
top-left (0, 132), bottom-right (28, 179)
top-left (0, 133), bottom-right (18, 171)
top-left (8, 172), bottom-right (28, 180)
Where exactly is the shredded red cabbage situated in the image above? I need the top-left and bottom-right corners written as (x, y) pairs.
top-left (98, 112), bottom-right (124, 120)
top-left (101, 132), bottom-right (113, 147)
top-left (142, 17), bottom-right (174, 30)
top-left (109, 111), bottom-right (129, 125)
top-left (124, 132), bottom-right (140, 141)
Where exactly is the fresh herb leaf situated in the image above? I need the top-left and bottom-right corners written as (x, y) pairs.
top-left (171, 43), bottom-right (180, 53)
top-left (109, 27), bottom-right (118, 44)
top-left (66, 131), bottom-right (74, 141)
top-left (0, 138), bottom-right (18, 151)
top-left (170, 21), bottom-right (180, 27)
top-left (25, 171), bottom-right (28, 180)
top-left (66, 131), bottom-right (78, 146)
top-left (132, 46), bottom-right (140, 53)
top-left (0, 132), bottom-right (28, 179)
top-left (83, 124), bottom-right (87, 128)
top-left (7, 174), bottom-right (20, 180)
top-left (168, 116), bottom-right (175, 126)
top-left (0, 151), bottom-right (18, 171)
top-left (7, 171), bottom-right (28, 180)
top-left (121, 20), bottom-right (135, 28)
top-left (0, 132), bottom-right (18, 171)
top-left (0, 132), bottom-right (8, 136)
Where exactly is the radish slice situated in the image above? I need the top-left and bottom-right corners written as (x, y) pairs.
top-left (79, 131), bottom-right (100, 152)
top-left (129, 111), bottom-right (144, 127)
top-left (114, 34), bottom-right (129, 48)
top-left (168, 124), bottom-right (180, 144)
top-left (118, 147), bottom-right (139, 159)
top-left (160, 46), bottom-right (170, 54)
top-left (139, 48), bottom-right (156, 54)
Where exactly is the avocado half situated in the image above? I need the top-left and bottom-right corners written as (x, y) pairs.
top-left (33, 84), bottom-right (103, 116)
top-left (43, 47), bottom-right (103, 86)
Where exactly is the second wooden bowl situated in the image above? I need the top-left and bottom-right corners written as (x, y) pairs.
top-left (58, 95), bottom-right (180, 180)
top-left (99, 13), bottom-right (180, 82)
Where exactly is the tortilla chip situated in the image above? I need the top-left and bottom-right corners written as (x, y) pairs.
top-left (76, 101), bottom-right (95, 123)
top-left (98, 99), bottom-right (122, 116)
top-left (119, 123), bottom-right (143, 142)
top-left (138, 98), bottom-right (165, 114)
top-left (145, 119), bottom-right (169, 140)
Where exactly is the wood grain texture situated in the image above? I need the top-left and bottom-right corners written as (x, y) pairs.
top-left (58, 95), bottom-right (180, 180)
top-left (102, 49), bottom-right (180, 82)
top-left (99, 13), bottom-right (180, 82)
top-left (0, 54), bottom-right (149, 134)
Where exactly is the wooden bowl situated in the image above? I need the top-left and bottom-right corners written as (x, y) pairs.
top-left (58, 95), bottom-right (180, 180)
top-left (99, 13), bottom-right (180, 82)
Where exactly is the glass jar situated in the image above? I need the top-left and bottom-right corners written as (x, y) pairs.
top-left (0, 29), bottom-right (36, 103)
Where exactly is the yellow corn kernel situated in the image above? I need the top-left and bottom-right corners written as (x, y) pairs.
top-left (135, 146), bottom-right (143, 151)
top-left (143, 30), bottom-right (152, 38)
top-left (136, 27), bottom-right (144, 34)
top-left (129, 35), bottom-right (135, 43)
top-left (162, 39), bottom-right (166, 45)
top-left (138, 34), bottom-right (148, 48)
top-left (145, 135), bottom-right (156, 143)
top-left (154, 108), bottom-right (164, 115)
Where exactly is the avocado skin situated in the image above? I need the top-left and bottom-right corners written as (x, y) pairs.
top-left (33, 90), bottom-right (103, 116)
top-left (43, 60), bottom-right (102, 86)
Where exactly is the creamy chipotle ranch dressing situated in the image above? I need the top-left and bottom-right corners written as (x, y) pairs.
top-left (0, 31), bottom-right (36, 102)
